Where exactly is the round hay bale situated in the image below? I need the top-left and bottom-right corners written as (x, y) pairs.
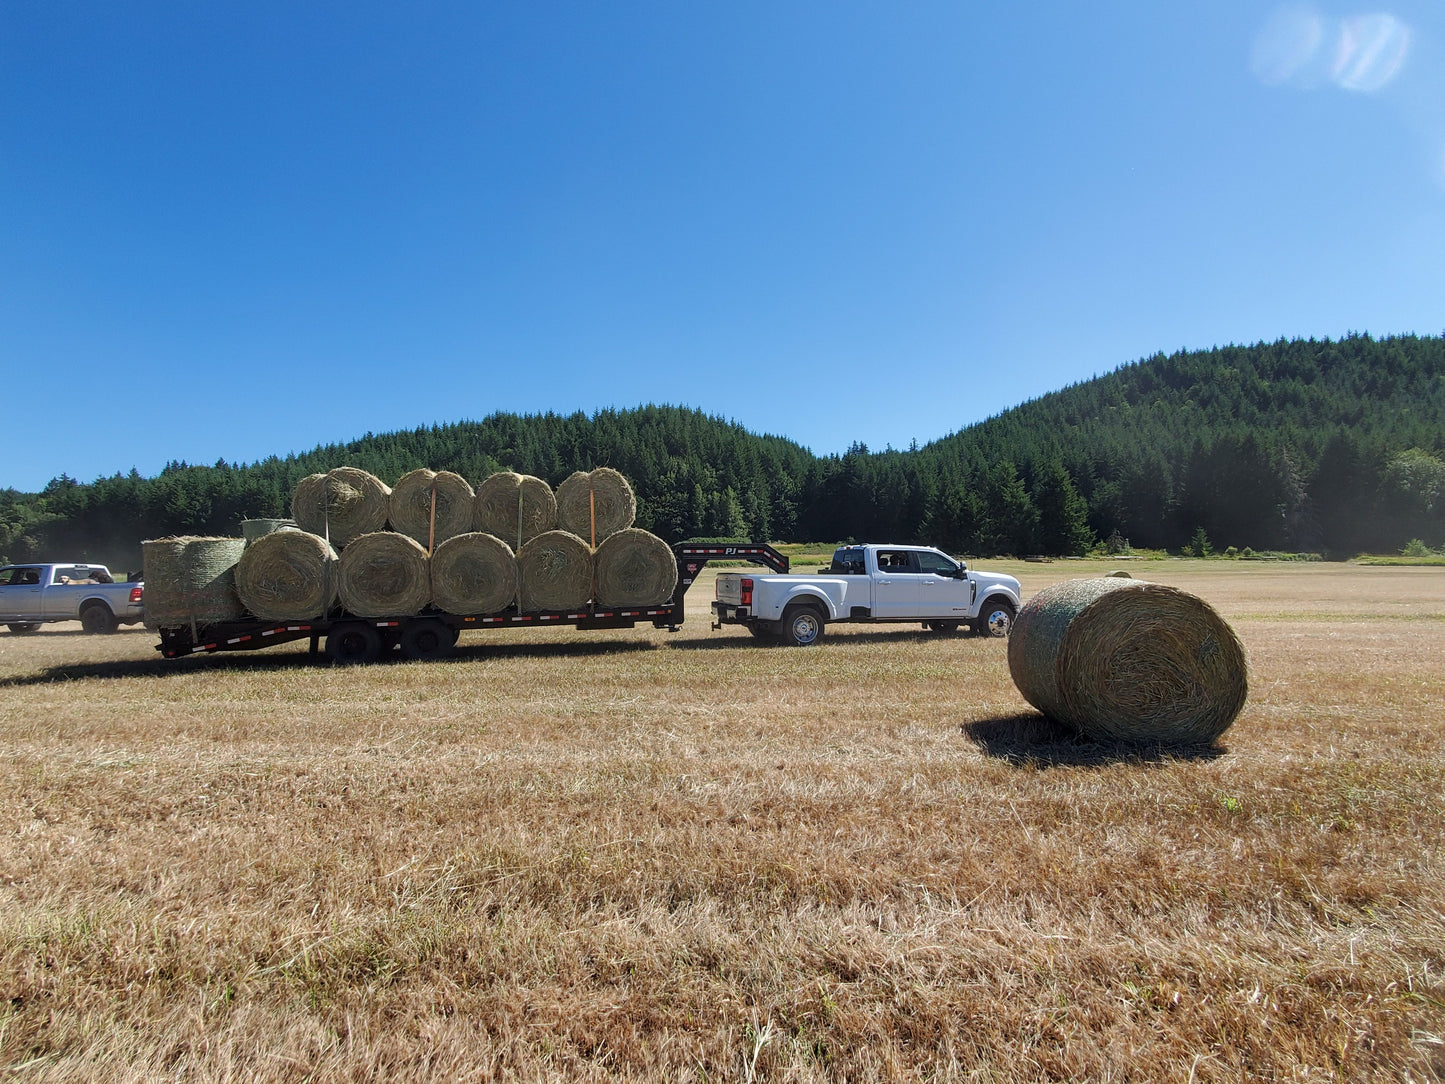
top-left (474, 472), bottom-right (557, 549)
top-left (290, 468), bottom-right (391, 548)
top-left (1106, 569), bottom-right (1133, 579)
top-left (594, 528), bottom-right (677, 607)
top-left (389, 469), bottom-right (476, 549)
top-left (555, 468), bottom-right (635, 544)
top-left (241, 518), bottom-right (300, 545)
top-left (1007, 578), bottom-right (1247, 745)
top-left (142, 536), bottom-right (247, 629)
top-left (235, 530), bottom-right (338, 621)
top-left (430, 532), bottom-right (517, 615)
top-left (516, 530), bottom-right (593, 612)
top-left (336, 531), bottom-right (431, 618)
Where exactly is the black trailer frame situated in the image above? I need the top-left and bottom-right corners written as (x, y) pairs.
top-left (156, 542), bottom-right (789, 662)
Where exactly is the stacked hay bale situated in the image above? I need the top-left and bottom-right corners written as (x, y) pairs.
top-left (291, 467), bottom-right (391, 548)
top-left (430, 532), bottom-right (516, 615)
top-left (594, 527), bottom-right (677, 607)
top-left (337, 531), bottom-right (431, 618)
top-left (1007, 577), bottom-right (1248, 744)
top-left (390, 469), bottom-right (475, 550)
top-left (516, 530), bottom-right (593, 612)
top-left (474, 472), bottom-right (557, 551)
top-left (235, 530), bottom-right (338, 621)
top-left (142, 537), bottom-right (248, 629)
top-left (555, 467), bottom-right (636, 545)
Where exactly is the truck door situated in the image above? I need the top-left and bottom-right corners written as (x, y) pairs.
top-left (44, 566), bottom-right (85, 618)
top-left (0, 566), bottom-right (46, 619)
top-left (871, 549), bottom-right (922, 618)
top-left (913, 550), bottom-right (973, 619)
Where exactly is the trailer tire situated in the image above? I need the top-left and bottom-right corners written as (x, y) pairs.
top-left (7, 623), bottom-right (41, 633)
top-left (400, 617), bottom-right (456, 660)
top-left (925, 621), bottom-right (961, 633)
top-left (780, 603), bottom-right (825, 647)
top-left (973, 597), bottom-right (1016, 638)
top-left (326, 621), bottom-right (384, 664)
top-left (748, 623), bottom-right (776, 641)
top-left (79, 603), bottom-right (118, 635)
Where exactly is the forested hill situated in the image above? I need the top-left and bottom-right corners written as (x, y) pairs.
top-left (3, 334), bottom-right (1442, 568)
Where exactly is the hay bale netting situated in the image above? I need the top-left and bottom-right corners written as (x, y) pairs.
top-left (235, 530), bottom-right (338, 621)
top-left (290, 468), bottom-right (392, 549)
top-left (241, 518), bottom-right (300, 545)
top-left (336, 531), bottom-right (431, 618)
top-left (430, 532), bottom-right (517, 615)
top-left (1007, 578), bottom-right (1248, 745)
top-left (516, 530), bottom-right (593, 612)
top-left (594, 528), bottom-right (677, 607)
top-left (554, 468), bottom-right (636, 544)
top-left (142, 536), bottom-right (247, 629)
top-left (474, 472), bottom-right (557, 549)
top-left (389, 469), bottom-right (476, 549)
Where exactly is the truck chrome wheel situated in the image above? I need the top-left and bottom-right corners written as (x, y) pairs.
top-left (975, 599), bottom-right (1016, 638)
top-left (782, 605), bottom-right (824, 647)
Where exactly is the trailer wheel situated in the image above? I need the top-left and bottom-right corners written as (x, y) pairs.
top-left (925, 621), bottom-right (961, 633)
top-left (6, 623), bottom-right (41, 634)
top-left (973, 598), bottom-right (1016, 638)
top-left (780, 603), bottom-right (825, 647)
top-left (79, 603), bottom-right (118, 635)
top-left (400, 617), bottom-right (456, 660)
top-left (326, 621), bottom-right (384, 664)
top-left (748, 623), bottom-right (776, 641)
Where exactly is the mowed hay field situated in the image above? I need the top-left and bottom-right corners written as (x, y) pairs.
top-left (1, 561), bottom-right (1442, 1082)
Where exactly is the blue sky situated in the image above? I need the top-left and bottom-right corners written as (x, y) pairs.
top-left (3, 2), bottom-right (1442, 492)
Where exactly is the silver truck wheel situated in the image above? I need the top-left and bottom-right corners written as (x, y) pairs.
top-left (781, 604), bottom-right (824, 647)
top-left (973, 598), bottom-right (1016, 638)
top-left (79, 604), bottom-right (118, 635)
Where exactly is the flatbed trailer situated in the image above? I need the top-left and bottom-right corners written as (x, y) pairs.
top-left (156, 542), bottom-right (788, 663)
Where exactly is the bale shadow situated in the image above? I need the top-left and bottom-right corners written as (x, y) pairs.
top-left (0, 637), bottom-right (659, 688)
top-left (964, 712), bottom-right (1227, 768)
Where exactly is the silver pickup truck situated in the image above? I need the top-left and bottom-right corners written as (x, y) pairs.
top-left (713, 543), bottom-right (1022, 646)
top-left (0, 563), bottom-right (145, 634)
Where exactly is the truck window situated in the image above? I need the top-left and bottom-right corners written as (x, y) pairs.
top-left (916, 551), bottom-right (959, 576)
top-left (0, 568), bottom-right (43, 587)
top-left (830, 550), bottom-right (865, 574)
top-left (877, 550), bottom-right (918, 573)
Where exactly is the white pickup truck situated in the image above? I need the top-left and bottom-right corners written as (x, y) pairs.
top-left (713, 543), bottom-right (1022, 646)
top-left (0, 563), bottom-right (145, 634)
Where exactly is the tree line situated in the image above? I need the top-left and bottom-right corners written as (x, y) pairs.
top-left (3, 334), bottom-right (1442, 571)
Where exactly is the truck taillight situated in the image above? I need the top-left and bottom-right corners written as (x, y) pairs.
top-left (130, 587), bottom-right (143, 603)
top-left (740, 578), bottom-right (753, 606)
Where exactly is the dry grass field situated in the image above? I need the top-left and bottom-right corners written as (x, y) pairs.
top-left (1, 559), bottom-right (1442, 1082)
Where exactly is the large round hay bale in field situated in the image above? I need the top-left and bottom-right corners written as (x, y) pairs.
top-left (142, 536), bottom-right (247, 629)
top-left (291, 468), bottom-right (391, 548)
top-left (389, 469), bottom-right (475, 549)
top-left (516, 530), bottom-right (593, 612)
top-left (474, 472), bottom-right (557, 549)
top-left (594, 528), bottom-right (677, 607)
top-left (235, 530), bottom-right (337, 621)
top-left (430, 532), bottom-right (517, 615)
top-left (336, 532), bottom-right (431, 618)
top-left (1007, 578), bottom-right (1247, 744)
top-left (241, 518), bottom-right (299, 545)
top-left (555, 468), bottom-right (635, 544)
